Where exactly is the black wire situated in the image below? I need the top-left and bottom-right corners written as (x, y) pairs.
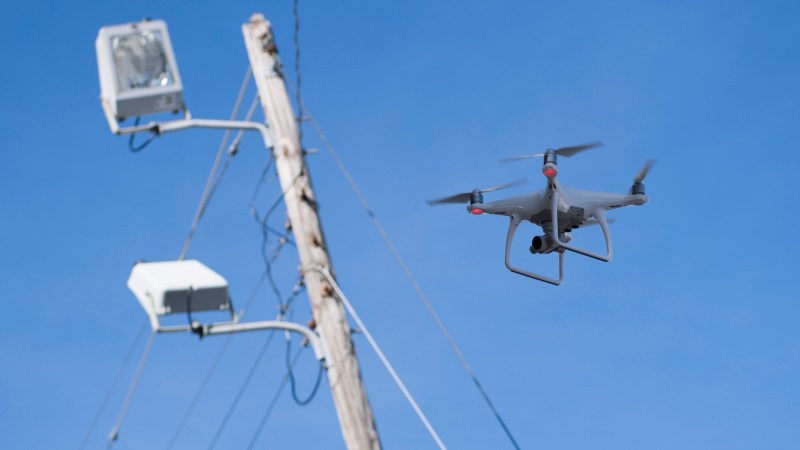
top-left (128, 117), bottom-right (157, 153)
top-left (186, 288), bottom-right (194, 326)
top-left (207, 330), bottom-right (278, 450)
top-left (246, 345), bottom-right (308, 450)
top-left (164, 334), bottom-right (233, 450)
top-left (205, 280), bottom-right (305, 450)
top-left (249, 160), bottom-right (304, 314)
top-left (285, 336), bottom-right (324, 406)
top-left (294, 0), bottom-right (303, 146)
top-left (78, 321), bottom-right (148, 450)
top-left (165, 270), bottom-right (272, 450)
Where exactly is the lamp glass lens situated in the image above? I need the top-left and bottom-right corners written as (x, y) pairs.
top-left (112, 30), bottom-right (174, 92)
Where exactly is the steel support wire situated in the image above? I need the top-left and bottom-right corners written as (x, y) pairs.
top-left (79, 321), bottom-right (148, 450)
top-left (180, 67), bottom-right (255, 260)
top-left (206, 330), bottom-right (277, 450)
top-left (245, 344), bottom-right (307, 450)
top-left (106, 331), bottom-right (157, 448)
top-left (206, 285), bottom-right (305, 450)
top-left (311, 267), bottom-right (447, 450)
top-left (294, 91), bottom-right (520, 449)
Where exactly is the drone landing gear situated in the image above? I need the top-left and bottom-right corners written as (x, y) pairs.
top-left (549, 192), bottom-right (614, 262)
top-left (505, 215), bottom-right (564, 286)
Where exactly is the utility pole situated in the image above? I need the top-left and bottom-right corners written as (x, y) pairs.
top-left (242, 14), bottom-right (381, 450)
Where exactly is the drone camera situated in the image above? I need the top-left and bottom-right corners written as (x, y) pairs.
top-left (530, 232), bottom-right (571, 254)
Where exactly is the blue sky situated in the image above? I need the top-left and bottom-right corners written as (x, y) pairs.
top-left (2, 0), bottom-right (799, 448)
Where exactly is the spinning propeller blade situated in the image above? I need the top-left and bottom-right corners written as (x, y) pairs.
top-left (426, 179), bottom-right (527, 206)
top-left (633, 159), bottom-right (656, 184)
top-left (498, 154), bottom-right (542, 163)
top-left (629, 159), bottom-right (656, 195)
top-left (554, 141), bottom-right (604, 157)
top-left (498, 141), bottom-right (603, 163)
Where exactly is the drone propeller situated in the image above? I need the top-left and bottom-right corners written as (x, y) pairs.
top-left (633, 159), bottom-right (656, 184)
top-left (498, 141), bottom-right (604, 163)
top-left (426, 179), bottom-right (528, 206)
top-left (630, 160), bottom-right (656, 195)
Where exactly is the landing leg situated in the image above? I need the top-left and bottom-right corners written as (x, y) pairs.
top-left (504, 215), bottom-right (564, 285)
top-left (548, 192), bottom-right (613, 262)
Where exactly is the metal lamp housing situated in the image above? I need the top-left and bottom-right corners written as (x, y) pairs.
top-left (96, 19), bottom-right (184, 120)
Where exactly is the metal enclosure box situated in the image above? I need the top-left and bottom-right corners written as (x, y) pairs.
top-left (128, 260), bottom-right (230, 318)
top-left (96, 19), bottom-right (184, 120)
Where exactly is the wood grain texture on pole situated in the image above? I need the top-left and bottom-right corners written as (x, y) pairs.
top-left (242, 13), bottom-right (381, 450)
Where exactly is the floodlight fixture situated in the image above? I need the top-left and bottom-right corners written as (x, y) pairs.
top-left (127, 259), bottom-right (328, 361)
top-left (128, 260), bottom-right (232, 330)
top-left (96, 19), bottom-right (184, 120)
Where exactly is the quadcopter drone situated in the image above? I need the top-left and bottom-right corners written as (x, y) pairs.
top-left (427, 142), bottom-right (653, 285)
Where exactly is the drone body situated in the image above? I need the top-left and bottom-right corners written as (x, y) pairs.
top-left (428, 143), bottom-right (653, 285)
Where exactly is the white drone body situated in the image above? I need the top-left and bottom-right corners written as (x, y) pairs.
top-left (428, 142), bottom-right (653, 285)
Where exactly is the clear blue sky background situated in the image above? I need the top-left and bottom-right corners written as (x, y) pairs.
top-left (1, 1), bottom-right (799, 449)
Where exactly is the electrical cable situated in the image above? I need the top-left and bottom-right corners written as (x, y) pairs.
top-left (206, 329), bottom-right (279, 450)
top-left (206, 283), bottom-right (305, 450)
top-left (293, 93), bottom-right (521, 448)
top-left (167, 126), bottom-right (300, 448)
top-left (285, 335), bottom-right (324, 406)
top-left (313, 267), bottom-right (447, 450)
top-left (128, 117), bottom-right (157, 152)
top-left (106, 330), bottom-right (157, 449)
top-left (180, 67), bottom-right (255, 260)
top-left (293, 0), bottom-right (303, 146)
top-left (245, 345), bottom-right (307, 450)
top-left (165, 269), bottom-right (275, 450)
top-left (78, 320), bottom-right (148, 450)
top-left (164, 334), bottom-right (234, 450)
top-left (250, 163), bottom-right (305, 310)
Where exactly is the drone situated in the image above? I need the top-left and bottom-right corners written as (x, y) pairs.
top-left (427, 142), bottom-right (653, 285)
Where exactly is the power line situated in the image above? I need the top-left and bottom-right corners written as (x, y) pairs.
top-left (207, 282), bottom-right (306, 450)
top-left (249, 164), bottom-right (305, 310)
top-left (107, 331), bottom-right (157, 449)
top-left (313, 267), bottom-right (447, 450)
top-left (79, 320), bottom-right (148, 450)
top-left (166, 271), bottom-right (277, 450)
top-left (166, 240), bottom-right (298, 448)
top-left (128, 117), bottom-right (157, 152)
top-left (180, 67), bottom-right (255, 260)
top-left (206, 329), bottom-right (279, 450)
top-left (293, 0), bottom-right (304, 146)
top-left (295, 93), bottom-right (521, 449)
top-left (285, 333), bottom-right (324, 406)
top-left (246, 344), bottom-right (307, 450)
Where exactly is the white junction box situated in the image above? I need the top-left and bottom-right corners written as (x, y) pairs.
top-left (128, 260), bottom-right (230, 323)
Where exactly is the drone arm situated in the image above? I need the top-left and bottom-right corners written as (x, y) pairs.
top-left (549, 192), bottom-right (614, 262)
top-left (504, 215), bottom-right (564, 286)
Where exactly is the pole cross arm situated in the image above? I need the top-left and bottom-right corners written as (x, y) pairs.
top-left (157, 320), bottom-right (330, 363)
